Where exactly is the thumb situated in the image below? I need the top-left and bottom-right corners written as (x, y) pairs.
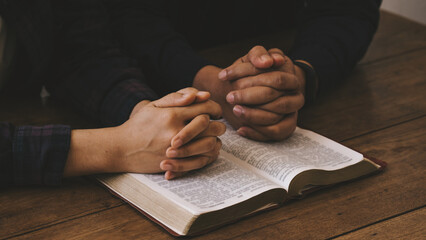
top-left (247, 45), bottom-right (274, 69)
top-left (153, 88), bottom-right (210, 108)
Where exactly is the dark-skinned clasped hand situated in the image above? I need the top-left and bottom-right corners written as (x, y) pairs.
top-left (218, 46), bottom-right (306, 141)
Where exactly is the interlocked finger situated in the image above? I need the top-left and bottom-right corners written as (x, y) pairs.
top-left (167, 137), bottom-right (218, 159)
top-left (233, 105), bottom-right (282, 125)
top-left (226, 86), bottom-right (283, 105)
top-left (256, 94), bottom-right (305, 114)
top-left (232, 71), bottom-right (300, 91)
top-left (171, 114), bottom-right (210, 148)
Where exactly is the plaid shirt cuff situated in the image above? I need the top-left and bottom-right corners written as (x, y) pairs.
top-left (12, 124), bottom-right (71, 186)
top-left (100, 78), bottom-right (158, 127)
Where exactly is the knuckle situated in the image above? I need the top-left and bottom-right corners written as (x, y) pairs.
top-left (196, 156), bottom-right (208, 168)
top-left (164, 109), bottom-right (178, 121)
top-left (186, 87), bottom-right (197, 92)
top-left (173, 162), bottom-right (184, 172)
top-left (217, 123), bottom-right (226, 135)
top-left (240, 107), bottom-right (251, 120)
top-left (207, 137), bottom-right (217, 151)
top-left (233, 91), bottom-right (242, 103)
top-left (180, 87), bottom-right (196, 94)
top-left (208, 100), bottom-right (222, 114)
top-left (204, 156), bottom-right (211, 165)
top-left (283, 55), bottom-right (292, 63)
top-left (199, 115), bottom-right (210, 128)
top-left (266, 126), bottom-right (282, 139)
top-left (210, 122), bottom-right (226, 136)
top-left (212, 122), bottom-right (226, 136)
top-left (278, 99), bottom-right (289, 112)
top-left (275, 72), bottom-right (285, 88)
top-left (180, 147), bottom-right (189, 158)
top-left (249, 63), bottom-right (258, 73)
top-left (271, 48), bottom-right (284, 55)
top-left (216, 138), bottom-right (223, 151)
top-left (291, 75), bottom-right (299, 88)
top-left (225, 67), bottom-right (234, 78)
top-left (233, 79), bottom-right (244, 89)
top-left (271, 113), bottom-right (282, 124)
top-left (265, 87), bottom-right (276, 96)
top-left (252, 45), bottom-right (263, 52)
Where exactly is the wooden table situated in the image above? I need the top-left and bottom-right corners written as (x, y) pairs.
top-left (1, 11), bottom-right (425, 239)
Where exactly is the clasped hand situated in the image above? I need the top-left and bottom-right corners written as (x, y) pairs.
top-left (218, 46), bottom-right (306, 141)
top-left (114, 88), bottom-right (225, 180)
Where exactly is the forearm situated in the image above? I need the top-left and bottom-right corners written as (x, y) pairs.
top-left (64, 128), bottom-right (121, 177)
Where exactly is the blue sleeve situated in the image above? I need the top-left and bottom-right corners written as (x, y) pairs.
top-left (0, 122), bottom-right (71, 187)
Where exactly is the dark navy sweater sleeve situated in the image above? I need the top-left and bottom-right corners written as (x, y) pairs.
top-left (46, 0), bottom-right (158, 127)
top-left (289, 0), bottom-right (381, 98)
top-left (105, 0), bottom-right (212, 95)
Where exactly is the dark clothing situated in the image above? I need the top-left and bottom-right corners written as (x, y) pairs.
top-left (0, 0), bottom-right (160, 187)
top-left (0, 0), bottom-right (381, 187)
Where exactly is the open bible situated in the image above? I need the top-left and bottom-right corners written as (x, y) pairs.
top-left (97, 125), bottom-right (386, 236)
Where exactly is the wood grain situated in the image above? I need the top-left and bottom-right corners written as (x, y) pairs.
top-left (360, 11), bottom-right (426, 64)
top-left (8, 116), bottom-right (425, 240)
top-left (299, 48), bottom-right (426, 141)
top-left (0, 178), bottom-right (124, 239)
top-left (334, 207), bottom-right (426, 240)
top-left (1, 10), bottom-right (425, 240)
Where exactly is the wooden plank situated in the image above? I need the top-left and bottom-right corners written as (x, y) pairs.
top-left (360, 11), bottom-right (426, 64)
top-left (0, 178), bottom-right (124, 239)
top-left (6, 205), bottom-right (175, 240)
top-left (9, 116), bottom-right (425, 239)
top-left (299, 48), bottom-right (426, 142)
top-left (2, 9), bottom-right (425, 240)
top-left (334, 207), bottom-right (426, 240)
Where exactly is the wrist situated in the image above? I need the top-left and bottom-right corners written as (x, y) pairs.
top-left (64, 127), bottom-right (121, 177)
top-left (294, 64), bottom-right (307, 97)
top-left (293, 60), bottom-right (318, 104)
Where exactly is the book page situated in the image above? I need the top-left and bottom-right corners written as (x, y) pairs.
top-left (131, 156), bottom-right (282, 215)
top-left (220, 124), bottom-right (364, 190)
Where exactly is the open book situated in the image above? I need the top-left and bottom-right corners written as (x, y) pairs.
top-left (97, 125), bottom-right (386, 236)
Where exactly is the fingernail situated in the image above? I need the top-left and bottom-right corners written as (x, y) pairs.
top-left (237, 128), bottom-right (246, 137)
top-left (218, 70), bottom-right (227, 80)
top-left (261, 55), bottom-right (270, 62)
top-left (233, 105), bottom-right (244, 117)
top-left (172, 139), bottom-right (183, 148)
top-left (161, 163), bottom-right (173, 171)
top-left (197, 91), bottom-right (210, 97)
top-left (167, 149), bottom-right (178, 158)
top-left (226, 93), bottom-right (235, 104)
top-left (166, 171), bottom-right (176, 180)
